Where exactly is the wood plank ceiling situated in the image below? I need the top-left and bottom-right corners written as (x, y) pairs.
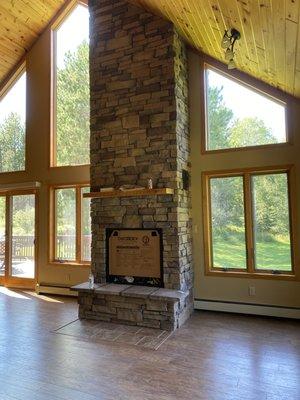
top-left (132, 0), bottom-right (300, 98)
top-left (0, 0), bottom-right (300, 98)
top-left (0, 0), bottom-right (65, 86)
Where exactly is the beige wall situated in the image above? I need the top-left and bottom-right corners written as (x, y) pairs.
top-left (189, 50), bottom-right (300, 308)
top-left (0, 23), bottom-right (90, 287)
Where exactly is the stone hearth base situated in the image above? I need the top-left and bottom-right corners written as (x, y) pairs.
top-left (72, 283), bottom-right (192, 331)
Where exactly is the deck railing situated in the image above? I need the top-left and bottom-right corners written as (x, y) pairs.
top-left (0, 235), bottom-right (92, 261)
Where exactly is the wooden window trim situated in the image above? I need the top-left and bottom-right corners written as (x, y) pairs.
top-left (0, 189), bottom-right (38, 289)
top-left (200, 59), bottom-right (293, 155)
top-left (49, 182), bottom-right (90, 266)
top-left (202, 165), bottom-right (298, 281)
top-left (50, 0), bottom-right (89, 169)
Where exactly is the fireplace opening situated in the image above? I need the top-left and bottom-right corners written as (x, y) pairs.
top-left (106, 228), bottom-right (163, 287)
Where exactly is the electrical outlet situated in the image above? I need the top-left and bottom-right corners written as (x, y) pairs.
top-left (248, 286), bottom-right (256, 296)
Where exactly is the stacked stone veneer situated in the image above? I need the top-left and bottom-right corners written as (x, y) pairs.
top-left (76, 283), bottom-right (190, 331)
top-left (85, 0), bottom-right (193, 328)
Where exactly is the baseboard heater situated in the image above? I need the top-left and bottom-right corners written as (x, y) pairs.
top-left (36, 283), bottom-right (78, 297)
top-left (194, 299), bottom-right (300, 319)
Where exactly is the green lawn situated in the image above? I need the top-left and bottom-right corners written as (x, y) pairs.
top-left (213, 238), bottom-right (292, 271)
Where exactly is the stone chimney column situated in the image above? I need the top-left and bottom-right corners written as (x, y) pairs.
top-left (89, 0), bottom-right (193, 296)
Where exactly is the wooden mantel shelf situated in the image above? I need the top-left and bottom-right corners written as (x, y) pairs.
top-left (83, 188), bottom-right (174, 199)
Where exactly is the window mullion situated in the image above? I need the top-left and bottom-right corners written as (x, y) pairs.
top-left (244, 174), bottom-right (255, 273)
top-left (5, 196), bottom-right (11, 279)
top-left (205, 177), bottom-right (214, 271)
top-left (53, 189), bottom-right (57, 261)
top-left (76, 186), bottom-right (82, 263)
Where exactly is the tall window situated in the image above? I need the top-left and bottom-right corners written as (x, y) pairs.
top-left (51, 184), bottom-right (91, 264)
top-left (205, 67), bottom-right (287, 151)
top-left (204, 168), bottom-right (294, 276)
top-left (0, 71), bottom-right (26, 172)
top-left (53, 4), bottom-right (90, 166)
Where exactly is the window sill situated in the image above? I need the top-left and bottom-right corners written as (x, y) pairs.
top-left (49, 164), bottom-right (90, 170)
top-left (201, 141), bottom-right (292, 155)
top-left (49, 261), bottom-right (91, 267)
top-left (205, 269), bottom-right (297, 281)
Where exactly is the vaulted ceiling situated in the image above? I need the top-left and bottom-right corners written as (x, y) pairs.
top-left (0, 0), bottom-right (300, 98)
top-left (133, 0), bottom-right (300, 98)
top-left (0, 0), bottom-right (65, 86)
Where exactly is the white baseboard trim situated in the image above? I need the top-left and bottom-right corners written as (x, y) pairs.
top-left (194, 300), bottom-right (300, 319)
top-left (36, 284), bottom-right (77, 297)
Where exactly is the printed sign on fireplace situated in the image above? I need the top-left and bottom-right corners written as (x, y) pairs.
top-left (106, 228), bottom-right (163, 287)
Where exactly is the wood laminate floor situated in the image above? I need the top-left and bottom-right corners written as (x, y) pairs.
top-left (0, 287), bottom-right (299, 400)
top-left (55, 319), bottom-right (172, 350)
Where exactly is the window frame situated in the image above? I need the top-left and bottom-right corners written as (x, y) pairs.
top-left (0, 63), bottom-right (27, 174)
top-left (202, 62), bottom-right (292, 155)
top-left (0, 188), bottom-right (38, 288)
top-left (49, 182), bottom-right (91, 266)
top-left (202, 165), bottom-right (297, 280)
top-left (50, 0), bottom-right (89, 168)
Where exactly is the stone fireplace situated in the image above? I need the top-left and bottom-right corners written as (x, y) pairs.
top-left (73, 0), bottom-right (193, 330)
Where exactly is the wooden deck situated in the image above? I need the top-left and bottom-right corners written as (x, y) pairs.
top-left (0, 288), bottom-right (299, 400)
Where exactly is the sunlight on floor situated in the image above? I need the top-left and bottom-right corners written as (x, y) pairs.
top-left (24, 291), bottom-right (63, 303)
top-left (0, 287), bottom-right (64, 303)
top-left (0, 287), bottom-right (30, 299)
